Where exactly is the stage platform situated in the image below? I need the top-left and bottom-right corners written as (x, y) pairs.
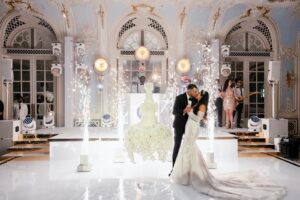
top-left (45, 127), bottom-right (238, 171)
top-left (36, 127), bottom-right (239, 140)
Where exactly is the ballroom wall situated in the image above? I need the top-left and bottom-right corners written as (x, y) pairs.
top-left (0, 0), bottom-right (299, 133)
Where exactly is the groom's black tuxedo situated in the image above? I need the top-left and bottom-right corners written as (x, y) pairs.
top-left (172, 93), bottom-right (197, 166)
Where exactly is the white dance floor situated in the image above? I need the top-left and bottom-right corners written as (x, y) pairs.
top-left (0, 154), bottom-right (299, 199)
top-left (0, 127), bottom-right (299, 199)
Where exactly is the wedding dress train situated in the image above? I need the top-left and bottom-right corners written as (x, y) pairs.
top-left (170, 111), bottom-right (286, 200)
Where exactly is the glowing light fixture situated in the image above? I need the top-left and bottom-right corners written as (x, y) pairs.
top-left (135, 46), bottom-right (150, 61)
top-left (176, 58), bottom-right (191, 74)
top-left (94, 58), bottom-right (109, 75)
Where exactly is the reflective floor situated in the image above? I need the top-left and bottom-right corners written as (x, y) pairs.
top-left (0, 154), bottom-right (299, 200)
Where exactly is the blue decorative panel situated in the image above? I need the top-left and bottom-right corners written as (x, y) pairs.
top-left (280, 58), bottom-right (296, 113)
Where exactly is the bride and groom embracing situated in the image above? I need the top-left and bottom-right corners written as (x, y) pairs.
top-left (170, 84), bottom-right (286, 200)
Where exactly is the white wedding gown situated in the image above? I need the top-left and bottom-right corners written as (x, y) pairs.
top-left (170, 111), bottom-right (286, 200)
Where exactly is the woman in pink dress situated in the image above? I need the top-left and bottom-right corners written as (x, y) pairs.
top-left (221, 79), bottom-right (237, 129)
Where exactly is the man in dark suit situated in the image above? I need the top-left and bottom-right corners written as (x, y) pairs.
top-left (171, 84), bottom-right (198, 168)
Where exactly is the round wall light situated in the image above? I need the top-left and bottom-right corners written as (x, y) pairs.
top-left (94, 58), bottom-right (109, 75)
top-left (176, 58), bottom-right (191, 74)
top-left (135, 46), bottom-right (150, 61)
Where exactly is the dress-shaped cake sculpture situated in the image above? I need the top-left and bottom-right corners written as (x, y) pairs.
top-left (125, 82), bottom-right (172, 162)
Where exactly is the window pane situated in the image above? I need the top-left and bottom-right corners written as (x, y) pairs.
top-left (257, 72), bottom-right (264, 82)
top-left (13, 93), bottom-right (20, 101)
top-left (249, 104), bottom-right (256, 113)
top-left (228, 74), bottom-right (235, 80)
top-left (257, 83), bottom-right (264, 91)
top-left (257, 62), bottom-right (264, 71)
top-left (46, 60), bottom-right (52, 70)
top-left (249, 72), bottom-right (256, 82)
top-left (46, 71), bottom-right (53, 81)
top-left (13, 71), bottom-right (20, 80)
top-left (36, 60), bottom-right (44, 70)
top-left (13, 60), bottom-right (20, 70)
top-left (235, 62), bottom-right (243, 71)
top-left (250, 95), bottom-right (256, 103)
top-left (124, 71), bottom-right (131, 82)
top-left (22, 82), bottom-right (30, 92)
top-left (231, 63), bottom-right (236, 71)
top-left (257, 94), bottom-right (264, 103)
top-left (250, 83), bottom-right (256, 92)
top-left (37, 94), bottom-right (45, 103)
top-left (22, 71), bottom-right (30, 80)
top-left (132, 61), bottom-right (139, 70)
top-left (257, 104), bottom-right (264, 114)
top-left (236, 72), bottom-right (243, 80)
top-left (23, 93), bottom-right (30, 103)
top-left (13, 82), bottom-right (21, 92)
top-left (46, 82), bottom-right (53, 92)
top-left (37, 104), bottom-right (45, 115)
top-left (36, 82), bottom-right (44, 92)
top-left (36, 71), bottom-right (44, 81)
top-left (249, 62), bottom-right (256, 71)
top-left (123, 60), bottom-right (131, 71)
top-left (22, 60), bottom-right (30, 70)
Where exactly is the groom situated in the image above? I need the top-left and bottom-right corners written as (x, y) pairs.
top-left (171, 84), bottom-right (198, 168)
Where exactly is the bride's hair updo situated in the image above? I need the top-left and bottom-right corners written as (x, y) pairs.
top-left (193, 90), bottom-right (209, 115)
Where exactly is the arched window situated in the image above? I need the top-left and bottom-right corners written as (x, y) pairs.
top-left (117, 17), bottom-right (168, 94)
top-left (224, 19), bottom-right (276, 119)
top-left (2, 14), bottom-right (57, 127)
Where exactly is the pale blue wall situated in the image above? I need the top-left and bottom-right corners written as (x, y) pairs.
top-left (31, 0), bottom-right (65, 37)
top-left (271, 7), bottom-right (300, 47)
top-left (187, 7), bottom-right (211, 31)
top-left (72, 3), bottom-right (97, 33)
top-left (107, 3), bottom-right (129, 32)
top-left (156, 3), bottom-right (177, 29)
top-left (221, 4), bottom-right (247, 28)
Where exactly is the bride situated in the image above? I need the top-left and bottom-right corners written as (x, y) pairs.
top-left (170, 91), bottom-right (286, 200)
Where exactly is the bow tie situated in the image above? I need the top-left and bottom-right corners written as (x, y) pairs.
top-left (188, 97), bottom-right (193, 101)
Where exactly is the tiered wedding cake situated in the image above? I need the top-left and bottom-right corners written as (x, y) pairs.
top-left (124, 82), bottom-right (172, 162)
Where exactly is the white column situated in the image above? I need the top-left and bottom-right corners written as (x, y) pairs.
top-left (64, 36), bottom-right (74, 127)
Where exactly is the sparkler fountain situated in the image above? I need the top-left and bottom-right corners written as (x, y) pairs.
top-left (198, 39), bottom-right (220, 169)
top-left (76, 69), bottom-right (92, 172)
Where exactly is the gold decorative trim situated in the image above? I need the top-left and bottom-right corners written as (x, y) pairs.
top-left (4, 0), bottom-right (41, 15)
top-left (128, 3), bottom-right (158, 17)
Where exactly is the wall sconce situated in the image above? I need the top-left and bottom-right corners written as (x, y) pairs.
top-left (75, 43), bottom-right (85, 57)
top-left (76, 63), bottom-right (88, 78)
top-left (286, 70), bottom-right (295, 89)
top-left (135, 46), bottom-right (150, 61)
top-left (52, 43), bottom-right (62, 57)
top-left (51, 43), bottom-right (63, 77)
top-left (221, 45), bottom-right (230, 57)
top-left (220, 63), bottom-right (231, 77)
top-left (176, 58), bottom-right (191, 75)
top-left (51, 64), bottom-right (63, 77)
top-left (201, 44), bottom-right (211, 59)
